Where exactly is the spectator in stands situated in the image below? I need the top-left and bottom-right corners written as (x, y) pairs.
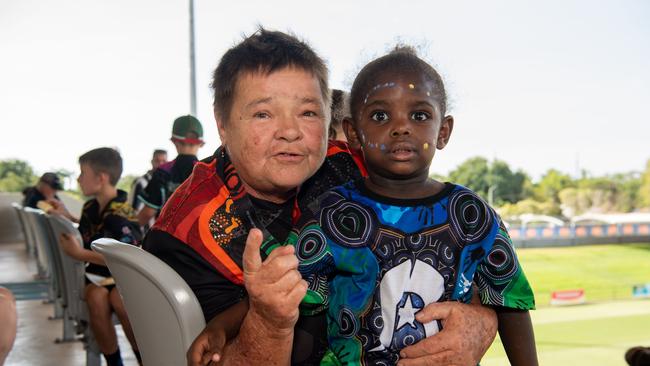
top-left (128, 149), bottom-right (167, 228)
top-left (626, 346), bottom-right (650, 366)
top-left (143, 28), bottom-right (497, 366)
top-left (55, 147), bottom-right (143, 366)
top-left (0, 287), bottom-right (17, 366)
top-left (328, 89), bottom-right (350, 142)
top-left (22, 172), bottom-right (63, 209)
top-left (137, 116), bottom-right (204, 227)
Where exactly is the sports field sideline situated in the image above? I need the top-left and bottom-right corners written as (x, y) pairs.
top-left (482, 243), bottom-right (650, 365)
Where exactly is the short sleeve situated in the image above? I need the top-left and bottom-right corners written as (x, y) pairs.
top-left (139, 170), bottom-right (165, 209)
top-left (475, 221), bottom-right (535, 310)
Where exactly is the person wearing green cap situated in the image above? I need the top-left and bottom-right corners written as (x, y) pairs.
top-left (137, 115), bottom-right (204, 227)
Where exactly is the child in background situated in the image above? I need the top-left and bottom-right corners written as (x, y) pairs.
top-left (137, 115), bottom-right (204, 227)
top-left (291, 47), bottom-right (537, 365)
top-left (328, 89), bottom-right (350, 142)
top-left (55, 147), bottom-right (143, 366)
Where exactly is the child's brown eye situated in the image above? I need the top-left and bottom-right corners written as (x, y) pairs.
top-left (371, 111), bottom-right (389, 122)
top-left (411, 111), bottom-right (430, 121)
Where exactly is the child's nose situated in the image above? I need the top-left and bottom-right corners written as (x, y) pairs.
top-left (390, 125), bottom-right (411, 137)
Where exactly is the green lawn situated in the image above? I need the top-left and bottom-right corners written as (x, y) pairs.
top-left (482, 243), bottom-right (650, 365)
top-left (482, 299), bottom-right (650, 365)
top-left (516, 243), bottom-right (650, 305)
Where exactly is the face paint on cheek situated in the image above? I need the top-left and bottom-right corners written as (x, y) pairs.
top-left (408, 83), bottom-right (415, 89)
top-left (380, 144), bottom-right (386, 151)
top-left (423, 142), bottom-right (429, 150)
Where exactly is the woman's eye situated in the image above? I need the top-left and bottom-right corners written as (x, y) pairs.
top-left (370, 111), bottom-right (389, 122)
top-left (303, 110), bottom-right (318, 117)
top-left (411, 111), bottom-right (430, 121)
top-left (254, 112), bottom-right (270, 119)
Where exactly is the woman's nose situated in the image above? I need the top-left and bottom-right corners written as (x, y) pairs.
top-left (275, 116), bottom-right (302, 141)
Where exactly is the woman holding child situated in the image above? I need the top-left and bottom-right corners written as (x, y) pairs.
top-left (143, 29), bottom-right (509, 365)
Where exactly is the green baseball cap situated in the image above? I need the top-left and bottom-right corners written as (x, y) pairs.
top-left (171, 115), bottom-right (204, 144)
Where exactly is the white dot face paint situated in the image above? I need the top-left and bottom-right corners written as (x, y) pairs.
top-left (408, 83), bottom-right (415, 89)
top-left (363, 82), bottom-right (397, 104)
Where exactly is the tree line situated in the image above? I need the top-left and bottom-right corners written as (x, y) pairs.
top-left (2, 157), bottom-right (650, 218)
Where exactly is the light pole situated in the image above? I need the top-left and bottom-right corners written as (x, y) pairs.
top-left (189, 0), bottom-right (197, 116)
top-left (488, 184), bottom-right (498, 207)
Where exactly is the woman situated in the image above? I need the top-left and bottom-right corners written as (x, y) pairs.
top-left (143, 28), bottom-right (497, 366)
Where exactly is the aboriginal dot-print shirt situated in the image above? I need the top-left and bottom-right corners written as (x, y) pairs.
top-left (290, 180), bottom-right (535, 365)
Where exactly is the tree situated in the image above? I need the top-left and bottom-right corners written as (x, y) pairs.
top-left (117, 174), bottom-right (138, 194)
top-left (0, 159), bottom-right (37, 192)
top-left (447, 157), bottom-right (530, 205)
top-left (640, 159), bottom-right (650, 209)
top-left (448, 157), bottom-right (490, 198)
top-left (533, 169), bottom-right (574, 204)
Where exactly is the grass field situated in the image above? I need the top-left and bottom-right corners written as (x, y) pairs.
top-left (516, 243), bottom-right (650, 306)
top-left (482, 243), bottom-right (650, 365)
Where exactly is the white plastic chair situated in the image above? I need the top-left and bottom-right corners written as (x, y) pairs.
top-left (46, 214), bottom-right (103, 365)
top-left (11, 202), bottom-right (35, 254)
top-left (23, 207), bottom-right (62, 314)
top-left (91, 238), bottom-right (206, 366)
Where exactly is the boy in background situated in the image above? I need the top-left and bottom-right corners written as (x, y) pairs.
top-left (137, 115), bottom-right (204, 227)
top-left (55, 147), bottom-right (143, 366)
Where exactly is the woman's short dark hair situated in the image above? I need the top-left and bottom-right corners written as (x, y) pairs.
top-left (211, 28), bottom-right (330, 123)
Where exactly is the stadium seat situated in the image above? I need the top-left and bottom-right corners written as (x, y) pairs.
top-left (11, 203), bottom-right (36, 255)
top-left (91, 238), bottom-right (205, 366)
top-left (22, 207), bottom-right (62, 316)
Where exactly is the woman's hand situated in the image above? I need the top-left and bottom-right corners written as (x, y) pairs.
top-left (242, 228), bottom-right (307, 333)
top-left (398, 301), bottom-right (497, 366)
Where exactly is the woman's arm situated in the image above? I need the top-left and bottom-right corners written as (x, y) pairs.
top-left (497, 308), bottom-right (538, 366)
top-left (186, 229), bottom-right (307, 366)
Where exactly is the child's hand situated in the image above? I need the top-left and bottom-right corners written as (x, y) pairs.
top-left (47, 199), bottom-right (68, 215)
top-left (187, 326), bottom-right (225, 366)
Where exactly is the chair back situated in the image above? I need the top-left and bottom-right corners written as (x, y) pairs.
top-left (11, 203), bottom-right (35, 254)
top-left (46, 214), bottom-right (86, 321)
top-left (23, 207), bottom-right (54, 280)
top-left (92, 238), bottom-right (205, 366)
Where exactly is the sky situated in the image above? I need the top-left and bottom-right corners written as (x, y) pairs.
top-left (1, 0), bottom-right (649, 186)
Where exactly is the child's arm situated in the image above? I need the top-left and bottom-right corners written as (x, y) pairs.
top-left (187, 299), bottom-right (248, 365)
top-left (48, 199), bottom-right (79, 223)
top-left (496, 307), bottom-right (538, 366)
top-left (59, 233), bottom-right (106, 266)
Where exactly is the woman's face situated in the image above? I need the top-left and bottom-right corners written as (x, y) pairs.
top-left (217, 67), bottom-right (328, 203)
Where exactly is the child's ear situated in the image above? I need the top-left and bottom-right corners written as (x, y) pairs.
top-left (99, 172), bottom-right (111, 186)
top-left (436, 115), bottom-right (454, 149)
top-left (342, 117), bottom-right (361, 149)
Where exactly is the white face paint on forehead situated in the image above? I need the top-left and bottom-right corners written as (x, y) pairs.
top-left (363, 82), bottom-right (396, 104)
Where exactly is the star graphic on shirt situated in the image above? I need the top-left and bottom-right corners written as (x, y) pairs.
top-left (396, 293), bottom-right (422, 329)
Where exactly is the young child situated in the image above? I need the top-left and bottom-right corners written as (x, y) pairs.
top-left (290, 47), bottom-right (537, 365)
top-left (55, 147), bottom-right (143, 366)
top-left (329, 89), bottom-right (350, 142)
top-left (137, 115), bottom-right (205, 227)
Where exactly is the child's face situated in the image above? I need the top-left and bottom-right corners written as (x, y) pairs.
top-left (77, 163), bottom-right (103, 196)
top-left (347, 71), bottom-right (453, 182)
